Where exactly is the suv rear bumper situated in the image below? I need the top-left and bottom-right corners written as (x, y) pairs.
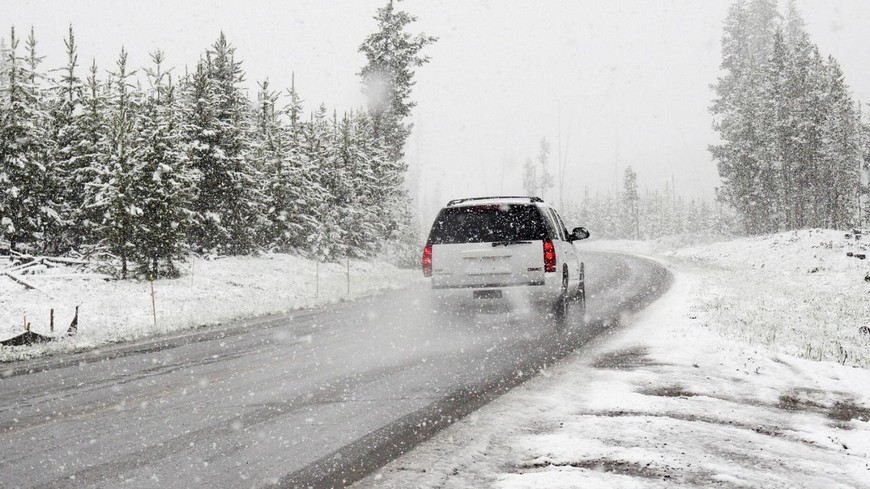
top-left (429, 273), bottom-right (561, 309)
top-left (431, 280), bottom-right (544, 289)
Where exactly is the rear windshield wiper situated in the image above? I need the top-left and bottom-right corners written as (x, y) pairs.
top-left (491, 240), bottom-right (533, 247)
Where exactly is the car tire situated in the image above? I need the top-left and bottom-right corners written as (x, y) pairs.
top-left (574, 262), bottom-right (587, 320)
top-left (552, 267), bottom-right (569, 324)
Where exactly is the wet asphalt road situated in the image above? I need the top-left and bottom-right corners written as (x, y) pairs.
top-left (0, 251), bottom-right (670, 489)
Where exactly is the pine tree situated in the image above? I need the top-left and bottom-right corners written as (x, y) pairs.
top-left (265, 78), bottom-right (329, 254)
top-left (710, 0), bottom-right (779, 235)
top-left (339, 111), bottom-right (381, 257)
top-left (358, 0), bottom-right (436, 162)
top-left (358, 1), bottom-right (435, 264)
top-left (251, 78), bottom-right (282, 246)
top-left (522, 157), bottom-right (537, 196)
top-left (88, 48), bottom-right (140, 277)
top-left (48, 25), bottom-right (88, 252)
top-left (621, 167), bottom-right (640, 239)
top-left (860, 118), bottom-right (870, 227)
top-left (187, 33), bottom-right (263, 255)
top-left (129, 50), bottom-right (198, 277)
top-left (756, 28), bottom-right (789, 231)
top-left (0, 26), bottom-right (58, 253)
top-left (712, 0), bottom-right (863, 233)
top-left (819, 57), bottom-right (861, 229)
top-left (297, 105), bottom-right (342, 260)
top-left (72, 59), bottom-right (107, 249)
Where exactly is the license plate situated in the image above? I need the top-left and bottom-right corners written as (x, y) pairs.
top-left (473, 289), bottom-right (502, 299)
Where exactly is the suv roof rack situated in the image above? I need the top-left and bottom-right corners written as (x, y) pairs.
top-left (446, 196), bottom-right (543, 206)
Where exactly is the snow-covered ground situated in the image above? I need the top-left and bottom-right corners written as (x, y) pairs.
top-left (0, 254), bottom-right (417, 362)
top-left (354, 229), bottom-right (870, 488)
top-left (4, 230), bottom-right (869, 486)
top-left (590, 229), bottom-right (870, 368)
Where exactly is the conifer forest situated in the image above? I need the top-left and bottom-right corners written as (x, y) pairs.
top-left (0, 2), bottom-right (435, 278)
top-left (710, 0), bottom-right (870, 235)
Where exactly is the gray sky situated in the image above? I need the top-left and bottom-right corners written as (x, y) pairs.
top-left (5, 0), bottom-right (870, 217)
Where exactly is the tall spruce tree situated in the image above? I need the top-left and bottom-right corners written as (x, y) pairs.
top-left (819, 57), bottom-right (862, 229)
top-left (537, 137), bottom-right (554, 200)
top-left (711, 0), bottom-right (779, 235)
top-left (48, 25), bottom-right (88, 252)
top-left (299, 104), bottom-right (344, 260)
top-left (0, 26), bottom-right (57, 253)
top-left (621, 167), bottom-right (640, 239)
top-left (522, 157), bottom-right (537, 196)
top-left (88, 48), bottom-right (139, 277)
top-left (712, 0), bottom-right (863, 233)
top-left (130, 50), bottom-right (198, 277)
top-left (72, 59), bottom-right (107, 249)
top-left (358, 1), bottom-right (435, 264)
top-left (358, 0), bottom-right (436, 162)
top-left (187, 33), bottom-right (262, 255)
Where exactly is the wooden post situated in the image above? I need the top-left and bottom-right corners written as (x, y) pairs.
top-left (24, 314), bottom-right (28, 332)
top-left (150, 276), bottom-right (157, 328)
top-left (50, 308), bottom-right (54, 333)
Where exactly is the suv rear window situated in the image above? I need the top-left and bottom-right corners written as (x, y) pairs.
top-left (427, 204), bottom-right (548, 245)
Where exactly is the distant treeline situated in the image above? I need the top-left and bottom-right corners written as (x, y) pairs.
top-left (711, 0), bottom-right (870, 234)
top-left (564, 170), bottom-right (734, 241)
top-left (0, 2), bottom-right (435, 277)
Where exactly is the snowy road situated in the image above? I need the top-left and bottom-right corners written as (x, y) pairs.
top-left (0, 252), bottom-right (669, 489)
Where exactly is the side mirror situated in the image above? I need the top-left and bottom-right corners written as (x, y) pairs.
top-left (570, 227), bottom-right (590, 241)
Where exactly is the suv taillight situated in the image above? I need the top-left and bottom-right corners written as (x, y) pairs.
top-left (422, 244), bottom-right (433, 277)
top-left (543, 239), bottom-right (556, 273)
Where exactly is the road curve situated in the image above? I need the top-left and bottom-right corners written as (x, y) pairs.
top-left (0, 251), bottom-right (670, 489)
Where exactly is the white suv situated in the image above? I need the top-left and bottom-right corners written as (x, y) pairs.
top-left (422, 196), bottom-right (589, 320)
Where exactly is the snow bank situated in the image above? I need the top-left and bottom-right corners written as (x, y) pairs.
top-left (587, 229), bottom-right (870, 367)
top-left (0, 254), bottom-right (418, 362)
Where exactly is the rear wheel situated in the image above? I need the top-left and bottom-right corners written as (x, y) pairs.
top-left (552, 267), bottom-right (569, 324)
top-left (574, 262), bottom-right (587, 320)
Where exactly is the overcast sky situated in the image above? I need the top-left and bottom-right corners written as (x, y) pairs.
top-left (5, 0), bottom-right (870, 217)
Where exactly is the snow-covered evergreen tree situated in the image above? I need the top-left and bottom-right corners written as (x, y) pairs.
top-left (358, 1), bottom-right (435, 264)
top-left (47, 25), bottom-right (90, 252)
top-left (285, 73), bottom-right (304, 144)
top-left (87, 48), bottom-right (140, 277)
top-left (254, 78), bottom-right (325, 254)
top-left (0, 27), bottom-right (58, 253)
top-left (358, 0), bottom-right (436, 163)
top-left (130, 50), bottom-right (198, 277)
top-left (338, 111), bottom-right (382, 258)
top-left (819, 58), bottom-right (862, 229)
top-left (860, 117), bottom-right (870, 227)
top-left (522, 157), bottom-right (537, 196)
top-left (710, 0), bottom-right (779, 235)
top-left (299, 105), bottom-right (345, 260)
top-left (712, 0), bottom-right (864, 233)
top-left (621, 167), bottom-right (640, 239)
top-left (537, 137), bottom-right (554, 200)
top-left (187, 33), bottom-right (263, 255)
top-left (71, 59), bottom-right (108, 249)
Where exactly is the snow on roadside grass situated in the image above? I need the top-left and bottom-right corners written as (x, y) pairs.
top-left (0, 254), bottom-right (418, 362)
top-left (586, 229), bottom-right (870, 367)
top-left (354, 269), bottom-right (870, 489)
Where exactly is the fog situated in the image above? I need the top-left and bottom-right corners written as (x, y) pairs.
top-left (6, 0), bottom-right (870, 219)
